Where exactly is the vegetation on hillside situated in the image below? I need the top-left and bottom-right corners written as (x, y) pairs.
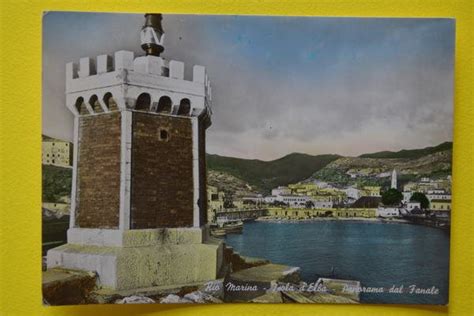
top-left (42, 165), bottom-right (72, 203)
top-left (207, 153), bottom-right (340, 193)
top-left (310, 147), bottom-right (451, 188)
top-left (359, 142), bottom-right (452, 159)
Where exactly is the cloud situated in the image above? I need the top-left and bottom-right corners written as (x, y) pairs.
top-left (42, 13), bottom-right (454, 160)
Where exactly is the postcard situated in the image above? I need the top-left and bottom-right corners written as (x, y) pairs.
top-left (41, 12), bottom-right (454, 305)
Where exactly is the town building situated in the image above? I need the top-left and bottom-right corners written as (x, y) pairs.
top-left (47, 14), bottom-right (223, 290)
top-left (242, 194), bottom-right (264, 205)
top-left (426, 190), bottom-right (451, 202)
top-left (405, 201), bottom-right (421, 211)
top-left (362, 186), bottom-right (381, 197)
top-left (267, 207), bottom-right (375, 219)
top-left (272, 186), bottom-right (291, 196)
top-left (42, 202), bottom-right (70, 216)
top-left (42, 136), bottom-right (73, 167)
top-left (264, 195), bottom-right (277, 204)
top-left (430, 199), bottom-right (451, 211)
top-left (351, 196), bottom-right (382, 209)
top-left (344, 187), bottom-right (360, 200)
top-left (376, 206), bottom-right (400, 218)
top-left (207, 185), bottom-right (225, 222)
top-left (402, 191), bottom-right (413, 203)
top-left (335, 208), bottom-right (376, 218)
top-left (313, 201), bottom-right (333, 209)
top-left (275, 194), bottom-right (310, 208)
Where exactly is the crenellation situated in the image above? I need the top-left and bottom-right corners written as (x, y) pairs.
top-left (169, 60), bottom-right (184, 79)
top-left (66, 52), bottom-right (211, 119)
top-left (114, 50), bottom-right (134, 70)
top-left (193, 65), bottom-right (206, 83)
top-left (97, 54), bottom-right (113, 74)
top-left (66, 62), bottom-right (79, 80)
top-left (79, 57), bottom-right (96, 78)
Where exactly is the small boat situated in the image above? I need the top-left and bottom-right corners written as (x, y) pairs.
top-left (216, 217), bottom-right (244, 234)
top-left (210, 228), bottom-right (227, 237)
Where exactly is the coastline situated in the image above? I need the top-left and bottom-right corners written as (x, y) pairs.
top-left (255, 216), bottom-right (411, 224)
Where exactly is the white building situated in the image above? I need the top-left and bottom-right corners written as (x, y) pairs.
top-left (402, 191), bottom-right (413, 203)
top-left (264, 195), bottom-right (277, 204)
top-left (313, 180), bottom-right (330, 188)
top-left (376, 207), bottom-right (400, 218)
top-left (313, 201), bottom-right (333, 209)
top-left (242, 194), bottom-right (264, 204)
top-left (406, 202), bottom-right (421, 211)
top-left (272, 186), bottom-right (291, 196)
top-left (344, 187), bottom-right (360, 200)
top-left (426, 190), bottom-right (451, 202)
top-left (276, 195), bottom-right (310, 208)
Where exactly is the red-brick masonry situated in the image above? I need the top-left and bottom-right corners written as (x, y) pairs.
top-left (76, 113), bottom-right (122, 228)
top-left (131, 112), bottom-right (194, 228)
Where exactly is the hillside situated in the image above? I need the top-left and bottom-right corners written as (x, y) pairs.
top-left (42, 165), bottom-right (72, 203)
top-left (359, 142), bottom-right (452, 159)
top-left (208, 170), bottom-right (256, 196)
top-left (311, 149), bottom-right (452, 187)
top-left (42, 138), bottom-right (452, 201)
top-left (207, 153), bottom-right (340, 194)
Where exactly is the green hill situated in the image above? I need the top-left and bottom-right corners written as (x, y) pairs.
top-left (359, 142), bottom-right (452, 159)
top-left (206, 153), bottom-right (340, 194)
top-left (42, 165), bottom-right (72, 203)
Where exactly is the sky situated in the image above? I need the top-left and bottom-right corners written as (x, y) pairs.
top-left (42, 12), bottom-right (455, 160)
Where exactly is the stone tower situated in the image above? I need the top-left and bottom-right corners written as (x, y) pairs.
top-left (47, 14), bottom-right (223, 290)
top-left (391, 169), bottom-right (397, 189)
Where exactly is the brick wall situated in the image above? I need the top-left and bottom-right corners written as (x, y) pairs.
top-left (130, 112), bottom-right (194, 228)
top-left (75, 113), bottom-right (121, 228)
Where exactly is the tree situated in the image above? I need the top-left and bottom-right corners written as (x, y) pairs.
top-left (381, 188), bottom-right (403, 206)
top-left (410, 192), bottom-right (430, 209)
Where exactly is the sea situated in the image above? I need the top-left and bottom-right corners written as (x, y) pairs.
top-left (225, 220), bottom-right (449, 304)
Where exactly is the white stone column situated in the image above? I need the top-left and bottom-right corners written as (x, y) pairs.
top-left (69, 116), bottom-right (79, 228)
top-left (192, 117), bottom-right (200, 227)
top-left (119, 110), bottom-right (133, 230)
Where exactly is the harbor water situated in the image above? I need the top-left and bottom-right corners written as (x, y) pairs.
top-left (225, 220), bottom-right (449, 304)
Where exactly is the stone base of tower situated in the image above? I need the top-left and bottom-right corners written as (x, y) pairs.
top-left (46, 227), bottom-right (224, 290)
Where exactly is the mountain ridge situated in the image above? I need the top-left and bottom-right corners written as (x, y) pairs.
top-left (358, 141), bottom-right (452, 159)
top-left (206, 141), bottom-right (452, 193)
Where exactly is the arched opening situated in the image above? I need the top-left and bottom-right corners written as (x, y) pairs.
top-left (135, 93), bottom-right (151, 111)
top-left (156, 96), bottom-right (172, 113)
top-left (89, 95), bottom-right (103, 113)
top-left (177, 98), bottom-right (191, 116)
top-left (75, 97), bottom-right (88, 115)
top-left (103, 92), bottom-right (118, 111)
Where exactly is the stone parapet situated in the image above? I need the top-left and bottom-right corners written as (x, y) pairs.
top-left (67, 227), bottom-right (208, 247)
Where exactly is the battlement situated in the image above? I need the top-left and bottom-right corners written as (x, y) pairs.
top-left (67, 51), bottom-right (211, 92)
top-left (65, 50), bottom-right (212, 121)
